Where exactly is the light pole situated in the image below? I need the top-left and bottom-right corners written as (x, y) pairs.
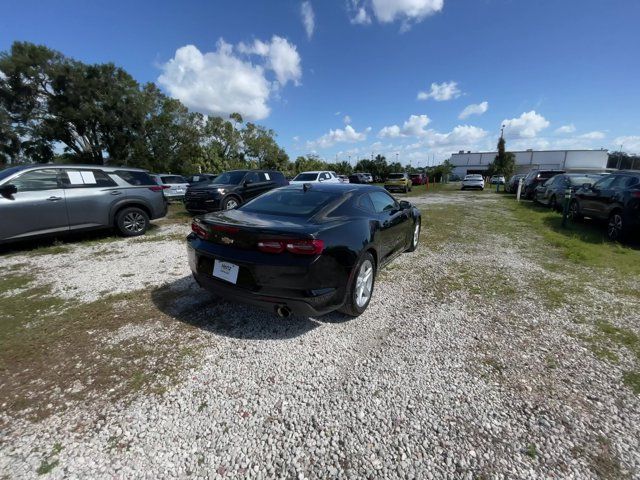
top-left (500, 124), bottom-right (505, 140)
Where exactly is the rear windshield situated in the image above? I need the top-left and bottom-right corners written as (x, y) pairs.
top-left (241, 188), bottom-right (340, 217)
top-left (293, 173), bottom-right (319, 181)
top-left (568, 176), bottom-right (599, 186)
top-left (113, 170), bottom-right (156, 186)
top-left (388, 173), bottom-right (405, 180)
top-left (211, 171), bottom-right (247, 185)
top-left (160, 175), bottom-right (187, 184)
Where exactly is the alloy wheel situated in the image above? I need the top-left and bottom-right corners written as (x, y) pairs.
top-left (225, 198), bottom-right (238, 210)
top-left (123, 212), bottom-right (145, 233)
top-left (355, 259), bottom-right (374, 308)
top-left (608, 213), bottom-right (623, 240)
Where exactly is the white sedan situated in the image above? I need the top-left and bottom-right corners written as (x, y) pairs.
top-left (290, 171), bottom-right (341, 184)
top-left (461, 174), bottom-right (485, 190)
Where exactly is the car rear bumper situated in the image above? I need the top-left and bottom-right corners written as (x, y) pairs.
top-left (187, 238), bottom-right (349, 317)
top-left (385, 184), bottom-right (408, 191)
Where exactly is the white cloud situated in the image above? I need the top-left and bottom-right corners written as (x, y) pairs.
top-left (158, 37), bottom-right (301, 121)
top-left (427, 125), bottom-right (488, 146)
top-left (614, 136), bottom-right (640, 153)
top-left (349, 0), bottom-right (443, 28)
top-left (502, 110), bottom-right (550, 138)
top-left (308, 125), bottom-right (372, 148)
top-left (343, 115), bottom-right (352, 125)
top-left (237, 36), bottom-right (302, 86)
top-left (293, 136), bottom-right (300, 142)
top-left (417, 81), bottom-right (461, 101)
top-left (579, 131), bottom-right (606, 140)
top-left (555, 124), bottom-right (576, 134)
top-left (300, 1), bottom-right (315, 39)
top-left (379, 114), bottom-right (431, 138)
top-left (459, 101), bottom-right (488, 119)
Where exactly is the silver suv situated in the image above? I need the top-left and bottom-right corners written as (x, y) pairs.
top-left (0, 164), bottom-right (168, 244)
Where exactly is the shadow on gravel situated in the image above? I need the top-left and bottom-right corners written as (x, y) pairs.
top-left (151, 276), bottom-right (351, 341)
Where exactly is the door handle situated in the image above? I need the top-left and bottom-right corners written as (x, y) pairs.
top-left (110, 191), bottom-right (123, 196)
top-left (47, 196), bottom-right (62, 202)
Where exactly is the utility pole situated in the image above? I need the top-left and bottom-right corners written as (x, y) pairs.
top-left (500, 124), bottom-right (505, 140)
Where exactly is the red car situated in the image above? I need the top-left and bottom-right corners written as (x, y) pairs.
top-left (410, 173), bottom-right (427, 185)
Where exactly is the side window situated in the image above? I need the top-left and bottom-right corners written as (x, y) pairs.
top-left (611, 176), bottom-right (638, 189)
top-left (245, 172), bottom-right (259, 184)
top-left (322, 172), bottom-right (331, 180)
top-left (368, 191), bottom-right (397, 213)
top-left (356, 193), bottom-right (375, 213)
top-left (114, 170), bottom-right (156, 186)
top-left (11, 169), bottom-right (60, 192)
top-left (258, 172), bottom-right (273, 182)
top-left (61, 169), bottom-right (117, 188)
top-left (593, 176), bottom-right (616, 190)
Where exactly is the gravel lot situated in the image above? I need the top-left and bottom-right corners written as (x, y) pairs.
top-left (1, 191), bottom-right (639, 479)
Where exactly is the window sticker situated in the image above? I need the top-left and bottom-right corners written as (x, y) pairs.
top-left (264, 172), bottom-right (270, 180)
top-left (67, 171), bottom-right (84, 185)
top-left (80, 171), bottom-right (96, 184)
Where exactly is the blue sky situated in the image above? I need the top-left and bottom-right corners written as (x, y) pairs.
top-left (2, 0), bottom-right (639, 165)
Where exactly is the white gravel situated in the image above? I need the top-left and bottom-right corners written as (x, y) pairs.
top-left (1, 192), bottom-right (639, 479)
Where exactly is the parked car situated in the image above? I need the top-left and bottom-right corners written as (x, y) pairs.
top-left (522, 169), bottom-right (565, 199)
top-left (151, 174), bottom-right (190, 201)
top-left (338, 175), bottom-right (350, 183)
top-left (348, 173), bottom-right (368, 184)
top-left (490, 175), bottom-right (506, 185)
top-left (534, 173), bottom-right (604, 210)
top-left (568, 171), bottom-right (640, 241)
top-left (187, 183), bottom-right (421, 317)
top-left (385, 172), bottom-right (412, 193)
top-left (0, 164), bottom-right (167, 243)
top-left (506, 174), bottom-right (526, 193)
top-left (290, 171), bottom-right (340, 184)
top-left (187, 174), bottom-right (217, 185)
top-left (184, 169), bottom-right (287, 214)
top-left (362, 173), bottom-right (374, 183)
top-left (461, 174), bottom-right (485, 190)
top-left (410, 173), bottom-right (427, 185)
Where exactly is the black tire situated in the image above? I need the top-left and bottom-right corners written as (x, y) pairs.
top-left (116, 207), bottom-right (149, 237)
top-left (339, 252), bottom-right (376, 317)
top-left (607, 211), bottom-right (626, 242)
top-left (568, 200), bottom-right (583, 222)
top-left (221, 196), bottom-right (241, 210)
top-left (406, 219), bottom-right (420, 252)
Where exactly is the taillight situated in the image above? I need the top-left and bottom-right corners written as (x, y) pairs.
top-left (209, 224), bottom-right (239, 234)
top-left (257, 239), bottom-right (324, 255)
top-left (191, 221), bottom-right (210, 239)
top-left (148, 185), bottom-right (164, 192)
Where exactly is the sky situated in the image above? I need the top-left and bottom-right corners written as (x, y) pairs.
top-left (2, 0), bottom-right (640, 166)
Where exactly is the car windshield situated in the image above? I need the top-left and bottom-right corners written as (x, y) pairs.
top-left (293, 173), bottom-right (319, 181)
top-left (465, 175), bottom-right (481, 180)
top-left (388, 173), bottom-right (405, 180)
top-left (241, 188), bottom-right (340, 217)
top-left (161, 175), bottom-right (187, 184)
top-left (211, 171), bottom-right (247, 185)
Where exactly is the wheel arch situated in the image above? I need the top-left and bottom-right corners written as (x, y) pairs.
top-left (111, 201), bottom-right (152, 226)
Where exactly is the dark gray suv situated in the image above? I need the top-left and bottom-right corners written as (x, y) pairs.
top-left (0, 164), bottom-right (167, 244)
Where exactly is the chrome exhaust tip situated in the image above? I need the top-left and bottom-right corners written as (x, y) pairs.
top-left (275, 305), bottom-right (291, 318)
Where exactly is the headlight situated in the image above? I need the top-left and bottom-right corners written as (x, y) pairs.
top-left (216, 188), bottom-right (226, 194)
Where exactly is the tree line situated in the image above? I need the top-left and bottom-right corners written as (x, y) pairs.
top-left (0, 41), bottom-right (452, 179)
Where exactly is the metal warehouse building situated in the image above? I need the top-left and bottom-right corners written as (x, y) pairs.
top-left (450, 149), bottom-right (609, 177)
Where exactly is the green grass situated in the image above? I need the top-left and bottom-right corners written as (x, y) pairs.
top-left (622, 371), bottom-right (640, 394)
top-left (524, 443), bottom-right (538, 459)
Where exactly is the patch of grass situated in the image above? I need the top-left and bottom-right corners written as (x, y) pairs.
top-left (36, 459), bottom-right (59, 475)
top-left (524, 443), bottom-right (538, 459)
top-left (0, 272), bottom-right (34, 292)
top-left (622, 371), bottom-right (640, 394)
top-left (482, 356), bottom-right (505, 374)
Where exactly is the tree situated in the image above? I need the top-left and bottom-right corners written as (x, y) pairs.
top-left (331, 161), bottom-right (352, 175)
top-left (487, 137), bottom-right (516, 178)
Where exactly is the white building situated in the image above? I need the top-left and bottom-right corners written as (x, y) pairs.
top-left (450, 149), bottom-right (608, 177)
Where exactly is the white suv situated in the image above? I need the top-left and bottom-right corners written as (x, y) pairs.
top-left (290, 171), bottom-right (341, 184)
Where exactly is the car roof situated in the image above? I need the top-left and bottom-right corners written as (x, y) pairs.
top-left (2, 163), bottom-right (150, 173)
top-left (296, 171), bottom-right (324, 174)
top-left (279, 183), bottom-right (386, 194)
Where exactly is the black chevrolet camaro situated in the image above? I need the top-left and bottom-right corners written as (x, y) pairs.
top-left (187, 183), bottom-right (422, 317)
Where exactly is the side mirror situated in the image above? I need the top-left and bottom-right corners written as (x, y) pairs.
top-left (318, 177), bottom-right (324, 182)
top-left (399, 200), bottom-right (411, 210)
top-left (582, 183), bottom-right (592, 190)
top-left (243, 179), bottom-right (252, 186)
top-left (0, 184), bottom-right (17, 197)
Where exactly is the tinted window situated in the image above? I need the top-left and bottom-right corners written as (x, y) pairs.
top-left (568, 176), bottom-right (598, 186)
top-left (241, 188), bottom-right (339, 217)
top-left (114, 170), bottom-right (156, 186)
top-left (593, 176), bottom-right (616, 189)
top-left (388, 173), bottom-right (405, 180)
top-left (270, 171), bottom-right (287, 185)
top-left (11, 169), bottom-right (60, 192)
top-left (160, 175), bottom-right (187, 184)
top-left (369, 191), bottom-right (397, 213)
top-left (293, 173), bottom-right (319, 181)
top-left (611, 175), bottom-right (638, 189)
top-left (356, 193), bottom-right (375, 212)
top-left (61, 169), bottom-right (117, 188)
top-left (212, 171), bottom-right (247, 185)
top-left (258, 172), bottom-right (274, 182)
top-left (245, 172), bottom-right (259, 184)
top-left (0, 166), bottom-right (27, 182)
